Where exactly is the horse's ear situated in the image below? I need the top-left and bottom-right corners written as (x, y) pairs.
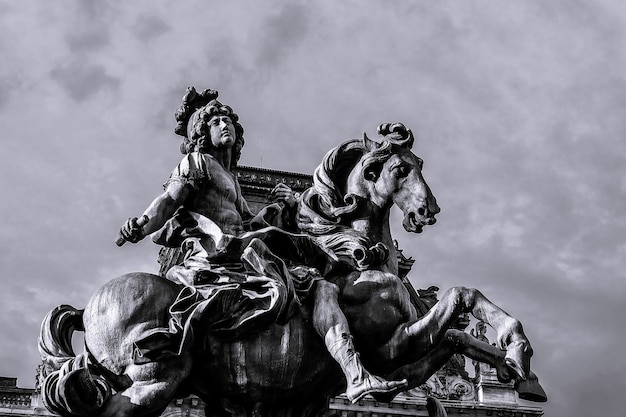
top-left (362, 132), bottom-right (382, 181)
top-left (361, 132), bottom-right (379, 150)
top-left (405, 128), bottom-right (415, 150)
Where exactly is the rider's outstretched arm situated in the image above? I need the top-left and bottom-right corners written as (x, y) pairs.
top-left (119, 182), bottom-right (190, 244)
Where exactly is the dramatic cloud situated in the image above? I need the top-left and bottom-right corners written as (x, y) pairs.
top-left (131, 14), bottom-right (170, 43)
top-left (51, 60), bottom-right (121, 102)
top-left (255, 4), bottom-right (311, 69)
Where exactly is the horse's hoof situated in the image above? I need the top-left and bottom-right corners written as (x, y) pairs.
top-left (515, 371), bottom-right (547, 402)
top-left (505, 340), bottom-right (532, 380)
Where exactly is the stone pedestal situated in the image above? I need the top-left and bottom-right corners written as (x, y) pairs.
top-left (475, 363), bottom-right (517, 405)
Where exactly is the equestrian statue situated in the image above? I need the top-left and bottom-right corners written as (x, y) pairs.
top-left (38, 87), bottom-right (547, 417)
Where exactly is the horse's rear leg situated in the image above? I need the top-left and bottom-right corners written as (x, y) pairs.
top-left (99, 355), bottom-right (192, 417)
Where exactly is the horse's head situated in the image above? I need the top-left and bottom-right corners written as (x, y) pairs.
top-left (348, 123), bottom-right (440, 233)
top-left (298, 123), bottom-right (439, 270)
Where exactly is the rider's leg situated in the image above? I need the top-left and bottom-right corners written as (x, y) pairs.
top-left (312, 280), bottom-right (407, 403)
top-left (383, 286), bottom-right (533, 380)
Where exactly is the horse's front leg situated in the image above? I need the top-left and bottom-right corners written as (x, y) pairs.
top-left (379, 327), bottom-right (546, 403)
top-left (373, 328), bottom-right (522, 403)
top-left (377, 287), bottom-right (546, 402)
top-left (385, 286), bottom-right (533, 380)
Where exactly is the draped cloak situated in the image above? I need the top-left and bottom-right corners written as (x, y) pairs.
top-left (132, 152), bottom-right (337, 363)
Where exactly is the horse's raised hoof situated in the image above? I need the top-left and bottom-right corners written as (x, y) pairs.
top-left (346, 375), bottom-right (408, 403)
top-left (515, 371), bottom-right (547, 402)
top-left (504, 340), bottom-right (532, 380)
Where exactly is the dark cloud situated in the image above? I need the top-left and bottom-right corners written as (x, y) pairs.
top-left (255, 3), bottom-right (310, 69)
top-left (50, 60), bottom-right (120, 102)
top-left (73, 0), bottom-right (113, 21)
top-left (65, 29), bottom-right (110, 54)
top-left (58, 0), bottom-right (116, 54)
top-left (200, 39), bottom-right (250, 90)
top-left (132, 14), bottom-right (170, 43)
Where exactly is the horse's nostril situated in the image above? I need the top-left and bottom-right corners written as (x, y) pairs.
top-left (417, 207), bottom-right (426, 216)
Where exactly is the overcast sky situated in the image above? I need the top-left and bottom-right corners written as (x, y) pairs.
top-left (1, 2), bottom-right (625, 416)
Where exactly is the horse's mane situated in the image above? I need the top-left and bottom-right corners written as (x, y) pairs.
top-left (306, 139), bottom-right (366, 220)
top-left (296, 138), bottom-right (370, 270)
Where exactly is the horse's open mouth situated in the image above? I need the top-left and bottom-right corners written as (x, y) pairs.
top-left (404, 212), bottom-right (436, 233)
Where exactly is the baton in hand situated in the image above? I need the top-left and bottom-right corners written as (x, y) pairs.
top-left (115, 215), bottom-right (149, 246)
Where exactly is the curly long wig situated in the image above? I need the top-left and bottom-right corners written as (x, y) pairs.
top-left (174, 87), bottom-right (245, 167)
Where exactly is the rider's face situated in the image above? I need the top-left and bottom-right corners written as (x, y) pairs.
top-left (208, 115), bottom-right (236, 149)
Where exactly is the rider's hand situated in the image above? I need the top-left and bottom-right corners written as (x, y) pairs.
top-left (118, 216), bottom-right (148, 244)
top-left (270, 183), bottom-right (298, 209)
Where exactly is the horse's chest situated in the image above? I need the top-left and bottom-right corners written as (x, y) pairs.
top-left (342, 271), bottom-right (408, 307)
top-left (341, 271), bottom-right (414, 340)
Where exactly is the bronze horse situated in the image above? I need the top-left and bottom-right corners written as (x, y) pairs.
top-left (39, 123), bottom-right (545, 417)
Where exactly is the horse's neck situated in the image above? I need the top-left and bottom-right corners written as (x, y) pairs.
top-left (351, 210), bottom-right (399, 274)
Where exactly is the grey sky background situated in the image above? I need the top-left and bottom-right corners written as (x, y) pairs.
top-left (1, 2), bottom-right (625, 416)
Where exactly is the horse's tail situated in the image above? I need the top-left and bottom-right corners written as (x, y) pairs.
top-left (38, 305), bottom-right (112, 417)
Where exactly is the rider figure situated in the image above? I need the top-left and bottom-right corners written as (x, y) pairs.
top-left (118, 87), bottom-right (407, 402)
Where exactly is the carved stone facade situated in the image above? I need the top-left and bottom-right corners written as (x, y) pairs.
top-left (0, 377), bottom-right (52, 417)
top-left (234, 165), bottom-right (313, 212)
top-left (325, 394), bottom-right (544, 417)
